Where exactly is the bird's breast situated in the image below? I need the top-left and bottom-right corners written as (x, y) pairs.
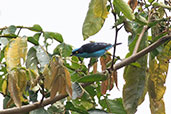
top-left (76, 49), bottom-right (106, 58)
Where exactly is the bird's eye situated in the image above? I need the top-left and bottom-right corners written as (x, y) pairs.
top-left (75, 51), bottom-right (78, 54)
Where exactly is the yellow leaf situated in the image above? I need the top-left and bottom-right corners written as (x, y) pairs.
top-left (28, 69), bottom-right (39, 88)
top-left (94, 0), bottom-right (109, 19)
top-left (82, 0), bottom-right (105, 40)
top-left (43, 65), bottom-right (52, 90)
top-left (8, 68), bottom-right (27, 107)
top-left (16, 69), bottom-right (27, 92)
top-left (5, 37), bottom-right (27, 71)
top-left (8, 71), bottom-right (22, 107)
top-left (148, 41), bottom-right (171, 114)
top-left (2, 80), bottom-right (7, 95)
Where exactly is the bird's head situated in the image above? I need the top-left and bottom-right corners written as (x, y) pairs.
top-left (71, 48), bottom-right (83, 56)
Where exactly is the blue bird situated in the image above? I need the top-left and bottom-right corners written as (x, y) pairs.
top-left (71, 42), bottom-right (121, 58)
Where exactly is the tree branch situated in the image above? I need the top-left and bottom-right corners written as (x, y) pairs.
top-left (0, 35), bottom-right (170, 114)
top-left (113, 35), bottom-right (171, 70)
top-left (0, 94), bottom-right (68, 114)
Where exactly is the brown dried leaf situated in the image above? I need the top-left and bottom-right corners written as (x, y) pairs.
top-left (100, 54), bottom-right (113, 95)
top-left (112, 71), bottom-right (119, 90)
top-left (100, 54), bottom-right (111, 71)
top-left (100, 57), bottom-right (106, 71)
top-left (93, 62), bottom-right (97, 74)
top-left (101, 79), bottom-right (108, 95)
top-left (47, 56), bottom-right (72, 99)
top-left (8, 69), bottom-right (27, 107)
top-left (43, 65), bottom-right (52, 89)
top-left (128, 0), bottom-right (138, 12)
top-left (109, 74), bottom-right (114, 91)
top-left (64, 67), bottom-right (72, 97)
top-left (8, 72), bottom-right (22, 107)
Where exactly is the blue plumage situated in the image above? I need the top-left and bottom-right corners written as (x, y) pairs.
top-left (71, 42), bottom-right (115, 58)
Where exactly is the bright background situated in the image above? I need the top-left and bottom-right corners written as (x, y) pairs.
top-left (0, 0), bottom-right (170, 114)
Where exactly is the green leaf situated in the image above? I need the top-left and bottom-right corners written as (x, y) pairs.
top-left (106, 98), bottom-right (127, 114)
top-left (70, 72), bottom-right (81, 82)
top-left (135, 13), bottom-right (148, 25)
top-left (82, 0), bottom-right (105, 40)
top-left (115, 16), bottom-right (126, 27)
top-left (71, 56), bottom-right (80, 69)
top-left (88, 109), bottom-right (108, 114)
top-left (148, 0), bottom-right (154, 3)
top-left (153, 2), bottom-right (171, 10)
top-left (0, 47), bottom-right (5, 63)
top-left (2, 80), bottom-right (7, 95)
top-left (3, 96), bottom-right (14, 109)
top-left (93, 0), bottom-right (109, 19)
top-left (1, 34), bottom-right (18, 38)
top-left (28, 33), bottom-right (41, 45)
top-left (43, 31), bottom-right (63, 43)
top-left (89, 57), bottom-right (98, 67)
top-left (26, 47), bottom-right (38, 71)
top-left (76, 73), bottom-right (107, 83)
top-left (28, 90), bottom-right (38, 102)
top-left (148, 18), bottom-right (166, 28)
top-left (84, 86), bottom-right (96, 98)
top-left (53, 43), bottom-right (72, 57)
top-left (65, 101), bottom-right (88, 114)
top-left (113, 0), bottom-right (135, 20)
top-left (47, 105), bottom-right (64, 113)
top-left (123, 30), bottom-right (148, 114)
top-left (130, 62), bottom-right (141, 68)
top-left (30, 108), bottom-right (48, 114)
top-left (7, 25), bottom-right (17, 34)
top-left (28, 24), bottom-right (43, 32)
top-left (35, 46), bottom-right (50, 70)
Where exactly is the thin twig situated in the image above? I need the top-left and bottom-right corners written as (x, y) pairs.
top-left (0, 35), bottom-right (170, 114)
top-left (17, 27), bottom-right (22, 36)
top-left (132, 25), bottom-right (148, 55)
top-left (132, 12), bottom-right (153, 55)
top-left (108, 0), bottom-right (121, 70)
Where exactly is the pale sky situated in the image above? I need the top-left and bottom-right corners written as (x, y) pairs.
top-left (0, 0), bottom-right (170, 114)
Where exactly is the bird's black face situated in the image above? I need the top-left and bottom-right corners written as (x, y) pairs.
top-left (71, 48), bottom-right (83, 56)
top-left (71, 50), bottom-right (79, 56)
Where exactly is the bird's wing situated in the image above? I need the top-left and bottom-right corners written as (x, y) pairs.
top-left (82, 42), bottom-right (112, 53)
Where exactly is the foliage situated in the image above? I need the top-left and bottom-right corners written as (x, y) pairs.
top-left (0, 0), bottom-right (170, 114)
